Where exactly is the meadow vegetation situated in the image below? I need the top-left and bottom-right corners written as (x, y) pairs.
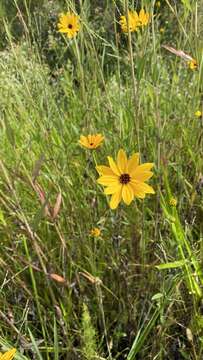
top-left (0, 0), bottom-right (203, 359)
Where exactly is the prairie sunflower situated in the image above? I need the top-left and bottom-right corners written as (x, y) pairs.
top-left (58, 12), bottom-right (80, 39)
top-left (90, 228), bottom-right (101, 237)
top-left (138, 9), bottom-right (150, 26)
top-left (96, 149), bottom-right (155, 209)
top-left (0, 349), bottom-right (16, 360)
top-left (169, 197), bottom-right (177, 207)
top-left (119, 11), bottom-right (140, 33)
top-left (188, 59), bottom-right (198, 70)
top-left (79, 134), bottom-right (104, 149)
top-left (195, 110), bottom-right (202, 118)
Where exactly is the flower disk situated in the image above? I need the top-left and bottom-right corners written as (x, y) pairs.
top-left (79, 134), bottom-right (104, 149)
top-left (0, 349), bottom-right (16, 360)
top-left (96, 149), bottom-right (155, 209)
top-left (58, 12), bottom-right (80, 39)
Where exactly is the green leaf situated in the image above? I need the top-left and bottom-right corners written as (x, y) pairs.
top-left (181, 0), bottom-right (192, 11)
top-left (155, 260), bottom-right (186, 270)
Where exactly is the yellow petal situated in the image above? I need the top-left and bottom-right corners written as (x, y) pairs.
top-left (130, 182), bottom-right (146, 198)
top-left (132, 171), bottom-right (153, 182)
top-left (87, 135), bottom-right (92, 144)
top-left (117, 149), bottom-right (127, 173)
top-left (122, 184), bottom-right (134, 205)
top-left (104, 184), bottom-right (122, 195)
top-left (97, 175), bottom-right (118, 186)
top-left (94, 136), bottom-right (104, 148)
top-left (0, 349), bottom-right (16, 360)
top-left (127, 153), bottom-right (140, 174)
top-left (96, 166), bottom-right (114, 176)
top-left (79, 137), bottom-right (89, 147)
top-left (131, 180), bottom-right (155, 195)
top-left (130, 163), bottom-right (154, 177)
top-left (110, 188), bottom-right (122, 209)
top-left (107, 156), bottom-right (121, 176)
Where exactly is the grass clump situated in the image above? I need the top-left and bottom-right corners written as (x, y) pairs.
top-left (0, 0), bottom-right (203, 359)
top-left (81, 303), bottom-right (99, 360)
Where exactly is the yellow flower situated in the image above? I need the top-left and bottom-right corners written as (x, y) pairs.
top-left (195, 110), bottom-right (202, 118)
top-left (188, 59), bottom-right (198, 70)
top-left (138, 9), bottom-right (150, 27)
top-left (58, 12), bottom-right (80, 39)
top-left (96, 149), bottom-right (155, 209)
top-left (79, 134), bottom-right (104, 149)
top-left (0, 349), bottom-right (16, 360)
top-left (90, 228), bottom-right (101, 237)
top-left (156, 1), bottom-right (161, 7)
top-left (119, 11), bottom-right (140, 33)
top-left (160, 27), bottom-right (165, 33)
top-left (169, 197), bottom-right (177, 207)
top-left (119, 9), bottom-right (149, 33)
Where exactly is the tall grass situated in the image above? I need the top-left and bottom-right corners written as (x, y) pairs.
top-left (0, 0), bottom-right (203, 359)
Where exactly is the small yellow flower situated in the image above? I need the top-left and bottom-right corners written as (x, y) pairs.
top-left (0, 349), bottom-right (16, 360)
top-left (188, 59), bottom-right (198, 70)
top-left (90, 228), bottom-right (101, 237)
top-left (119, 11), bottom-right (140, 33)
top-left (156, 1), bottom-right (161, 7)
top-left (160, 27), bottom-right (165, 33)
top-left (195, 110), bottom-right (202, 118)
top-left (138, 9), bottom-right (150, 27)
top-left (58, 12), bottom-right (80, 39)
top-left (96, 149), bottom-right (155, 210)
top-left (169, 198), bottom-right (177, 207)
top-left (119, 9), bottom-right (150, 33)
top-left (79, 134), bottom-right (104, 149)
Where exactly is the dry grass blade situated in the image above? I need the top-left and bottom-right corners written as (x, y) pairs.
top-left (52, 192), bottom-right (62, 220)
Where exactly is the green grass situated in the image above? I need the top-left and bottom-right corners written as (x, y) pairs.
top-left (0, 0), bottom-right (203, 359)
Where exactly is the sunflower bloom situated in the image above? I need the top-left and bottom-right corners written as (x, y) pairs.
top-left (138, 9), bottom-right (150, 27)
top-left (188, 59), bottom-right (198, 70)
top-left (119, 11), bottom-right (140, 33)
top-left (169, 197), bottom-right (177, 207)
top-left (58, 12), bottom-right (80, 39)
top-left (96, 149), bottom-right (155, 209)
top-left (79, 134), bottom-right (104, 149)
top-left (0, 349), bottom-right (16, 360)
top-left (90, 227), bottom-right (101, 237)
top-left (195, 110), bottom-right (202, 118)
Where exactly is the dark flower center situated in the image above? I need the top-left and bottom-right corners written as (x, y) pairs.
top-left (68, 24), bottom-right (73, 29)
top-left (119, 173), bottom-right (131, 184)
top-left (90, 143), bottom-right (94, 146)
